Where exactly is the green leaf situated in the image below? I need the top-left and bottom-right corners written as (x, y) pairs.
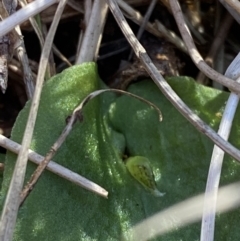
top-left (0, 153), bottom-right (5, 187)
top-left (1, 64), bottom-right (240, 240)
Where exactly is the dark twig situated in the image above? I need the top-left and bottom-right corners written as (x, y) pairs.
top-left (20, 88), bottom-right (162, 205)
top-left (128, 0), bottom-right (157, 61)
top-left (197, 13), bottom-right (233, 84)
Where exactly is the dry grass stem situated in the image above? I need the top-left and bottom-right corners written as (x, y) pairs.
top-left (0, 1), bottom-right (68, 240)
top-left (107, 0), bottom-right (240, 161)
top-left (130, 182), bottom-right (240, 240)
top-left (15, 26), bottom-right (35, 98)
top-left (219, 0), bottom-right (240, 24)
top-left (0, 134), bottom-right (108, 198)
top-left (76, 0), bottom-right (92, 60)
top-left (183, 13), bottom-right (206, 45)
top-left (200, 53), bottom-right (240, 241)
top-left (0, 0), bottom-right (58, 38)
top-left (169, 0), bottom-right (240, 93)
top-left (117, 0), bottom-right (188, 54)
top-left (76, 0), bottom-right (108, 64)
top-left (19, 0), bottom-right (71, 68)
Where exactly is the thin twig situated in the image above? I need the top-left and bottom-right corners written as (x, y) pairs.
top-left (128, 0), bottom-right (157, 61)
top-left (0, 1), bottom-right (67, 240)
top-left (15, 26), bottom-right (35, 98)
top-left (0, 134), bottom-right (108, 198)
top-left (76, 0), bottom-right (108, 64)
top-left (4, 0), bottom-right (35, 98)
top-left (107, 0), bottom-right (240, 161)
top-left (200, 53), bottom-right (240, 241)
top-left (117, 0), bottom-right (188, 54)
top-left (153, 19), bottom-right (185, 51)
top-left (168, 0), bottom-right (240, 93)
top-left (197, 13), bottom-right (233, 84)
top-left (0, 0), bottom-right (58, 38)
top-left (20, 88), bottom-right (162, 205)
top-left (41, 24), bottom-right (56, 77)
top-left (19, 0), bottom-right (72, 68)
top-left (183, 12), bottom-right (206, 45)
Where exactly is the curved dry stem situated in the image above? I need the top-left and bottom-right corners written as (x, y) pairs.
top-left (107, 0), bottom-right (240, 162)
top-left (219, 0), bottom-right (240, 24)
top-left (0, 1), bottom-right (68, 240)
top-left (20, 88), bottom-right (162, 206)
top-left (200, 53), bottom-right (240, 241)
top-left (76, 89), bottom-right (163, 121)
top-left (169, 0), bottom-right (240, 93)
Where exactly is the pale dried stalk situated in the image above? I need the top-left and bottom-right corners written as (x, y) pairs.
top-left (0, 134), bottom-right (108, 198)
top-left (169, 0), bottom-right (240, 94)
top-left (183, 12), bottom-right (206, 45)
top-left (19, 0), bottom-right (72, 68)
top-left (200, 53), bottom-right (240, 241)
top-left (76, 0), bottom-right (92, 60)
top-left (76, 0), bottom-right (108, 64)
top-left (130, 182), bottom-right (240, 240)
top-left (219, 0), bottom-right (240, 24)
top-left (107, 0), bottom-right (240, 161)
top-left (0, 1), bottom-right (67, 240)
top-left (0, 0), bottom-right (58, 38)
